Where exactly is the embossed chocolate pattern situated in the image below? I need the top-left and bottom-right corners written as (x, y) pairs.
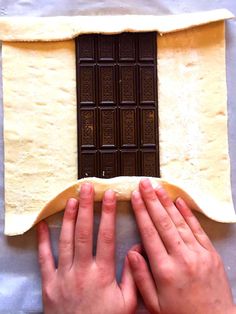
top-left (76, 32), bottom-right (159, 178)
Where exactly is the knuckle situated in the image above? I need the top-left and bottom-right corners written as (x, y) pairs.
top-left (38, 253), bottom-right (45, 266)
top-left (79, 196), bottom-right (92, 209)
top-left (196, 252), bottom-right (217, 275)
top-left (141, 225), bottom-right (157, 239)
top-left (158, 263), bottom-right (175, 284)
top-left (76, 228), bottom-right (91, 244)
top-left (182, 254), bottom-right (193, 266)
top-left (38, 252), bottom-right (50, 266)
top-left (64, 207), bottom-right (76, 220)
top-left (148, 193), bottom-right (157, 202)
top-left (59, 239), bottom-right (73, 251)
top-left (202, 251), bottom-right (212, 261)
top-left (100, 229), bottom-right (114, 245)
top-left (80, 191), bottom-right (92, 201)
top-left (185, 264), bottom-right (197, 277)
top-left (176, 219), bottom-right (188, 231)
top-left (171, 239), bottom-right (184, 252)
top-left (159, 191), bottom-right (172, 206)
top-left (159, 215), bottom-right (173, 232)
top-left (79, 202), bottom-right (91, 210)
top-left (182, 256), bottom-right (197, 275)
top-left (103, 201), bottom-right (115, 213)
top-left (212, 252), bottom-right (223, 269)
top-left (193, 225), bottom-right (205, 236)
top-left (144, 188), bottom-right (156, 201)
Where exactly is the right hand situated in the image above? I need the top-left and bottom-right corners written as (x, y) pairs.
top-left (128, 178), bottom-right (236, 314)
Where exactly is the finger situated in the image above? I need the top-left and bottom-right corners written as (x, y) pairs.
top-left (155, 187), bottom-right (200, 249)
top-left (131, 190), bottom-right (167, 274)
top-left (175, 197), bottom-right (215, 251)
top-left (128, 251), bottom-right (160, 314)
top-left (74, 183), bottom-right (94, 266)
top-left (37, 221), bottom-right (55, 285)
top-left (58, 198), bottom-right (78, 272)
top-left (120, 256), bottom-right (137, 313)
top-left (96, 190), bottom-right (116, 276)
top-left (128, 243), bottom-right (143, 254)
top-left (139, 179), bottom-right (185, 254)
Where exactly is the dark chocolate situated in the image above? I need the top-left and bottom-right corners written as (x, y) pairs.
top-left (76, 32), bottom-right (159, 178)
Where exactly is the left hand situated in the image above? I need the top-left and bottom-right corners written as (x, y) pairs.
top-left (37, 183), bottom-right (137, 314)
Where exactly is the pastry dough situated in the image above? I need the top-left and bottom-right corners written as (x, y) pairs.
top-left (158, 21), bottom-right (233, 218)
top-left (1, 10), bottom-right (235, 235)
top-left (6, 176), bottom-right (236, 236)
top-left (0, 9), bottom-right (233, 41)
top-left (30, 176), bottom-right (236, 225)
top-left (3, 41), bottom-right (78, 235)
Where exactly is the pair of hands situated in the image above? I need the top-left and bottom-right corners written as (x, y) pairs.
top-left (37, 179), bottom-right (236, 314)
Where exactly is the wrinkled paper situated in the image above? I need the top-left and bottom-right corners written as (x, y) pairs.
top-left (0, 0), bottom-right (236, 313)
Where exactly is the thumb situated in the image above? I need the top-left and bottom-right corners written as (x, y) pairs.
top-left (120, 255), bottom-right (137, 313)
top-left (127, 250), bottom-right (160, 314)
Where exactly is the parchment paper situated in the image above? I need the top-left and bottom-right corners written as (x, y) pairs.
top-left (0, 0), bottom-right (235, 313)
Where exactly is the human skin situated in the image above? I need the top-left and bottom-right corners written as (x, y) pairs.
top-left (128, 178), bottom-right (236, 314)
top-left (37, 183), bottom-right (137, 314)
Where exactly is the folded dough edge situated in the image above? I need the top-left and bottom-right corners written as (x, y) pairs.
top-left (5, 176), bottom-right (236, 236)
top-left (0, 9), bottom-right (234, 41)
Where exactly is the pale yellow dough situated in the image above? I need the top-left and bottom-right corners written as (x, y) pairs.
top-left (0, 9), bottom-right (233, 41)
top-left (3, 41), bottom-right (78, 235)
top-left (6, 175), bottom-right (236, 236)
top-left (34, 177), bottom-right (236, 229)
top-left (2, 10), bottom-right (235, 235)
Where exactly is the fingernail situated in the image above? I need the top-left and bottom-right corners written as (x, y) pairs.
top-left (128, 251), bottom-right (140, 265)
top-left (140, 178), bottom-right (151, 189)
top-left (67, 198), bottom-right (78, 210)
top-left (176, 197), bottom-right (184, 206)
top-left (104, 189), bottom-right (115, 200)
top-left (37, 221), bottom-right (46, 232)
top-left (176, 197), bottom-right (189, 209)
top-left (81, 182), bottom-right (92, 193)
top-left (130, 243), bottom-right (142, 253)
top-left (132, 190), bottom-right (140, 199)
top-left (175, 197), bottom-right (192, 217)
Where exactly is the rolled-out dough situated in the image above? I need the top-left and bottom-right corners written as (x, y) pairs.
top-left (3, 41), bottom-right (78, 235)
top-left (0, 9), bottom-right (233, 41)
top-left (5, 176), bottom-right (236, 236)
top-left (1, 10), bottom-right (235, 235)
